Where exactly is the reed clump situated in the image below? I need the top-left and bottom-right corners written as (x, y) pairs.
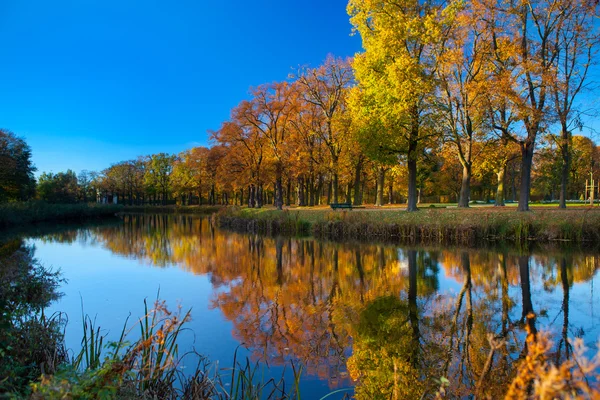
top-left (217, 207), bottom-right (600, 245)
top-left (217, 207), bottom-right (312, 236)
top-left (30, 297), bottom-right (303, 400)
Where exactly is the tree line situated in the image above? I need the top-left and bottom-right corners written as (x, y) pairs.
top-left (1, 0), bottom-right (598, 210)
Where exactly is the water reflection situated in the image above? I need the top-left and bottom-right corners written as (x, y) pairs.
top-left (24, 214), bottom-right (600, 398)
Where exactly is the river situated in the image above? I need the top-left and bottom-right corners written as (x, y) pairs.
top-left (21, 213), bottom-right (600, 398)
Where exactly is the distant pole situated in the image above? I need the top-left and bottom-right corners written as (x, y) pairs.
top-left (590, 171), bottom-right (595, 206)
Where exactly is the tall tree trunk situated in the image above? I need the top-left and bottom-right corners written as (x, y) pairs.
top-left (559, 129), bottom-right (570, 209)
top-left (297, 177), bottom-right (305, 206)
top-left (407, 250), bottom-right (420, 367)
top-left (360, 174), bottom-right (366, 205)
top-left (248, 185), bottom-right (254, 208)
top-left (317, 176), bottom-right (324, 205)
top-left (327, 179), bottom-right (332, 204)
top-left (274, 174), bottom-right (283, 210)
top-left (519, 255), bottom-right (537, 335)
top-left (500, 253), bottom-right (509, 338)
top-left (375, 166), bottom-right (385, 206)
top-left (377, 246), bottom-right (385, 270)
top-left (407, 143), bottom-right (418, 212)
top-left (458, 164), bottom-right (472, 208)
top-left (559, 257), bottom-right (571, 362)
top-left (308, 176), bottom-right (314, 206)
top-left (388, 178), bottom-right (393, 204)
top-left (518, 141), bottom-right (535, 211)
top-left (256, 185), bottom-right (263, 208)
top-left (495, 166), bottom-right (506, 206)
top-left (353, 160), bottom-right (363, 205)
top-left (332, 171), bottom-right (339, 204)
top-left (355, 250), bottom-right (365, 301)
top-left (406, 109), bottom-right (419, 212)
top-left (285, 178), bottom-right (291, 206)
top-left (345, 182), bottom-right (352, 203)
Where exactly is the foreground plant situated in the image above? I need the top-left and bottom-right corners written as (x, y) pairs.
top-left (0, 240), bottom-right (66, 394)
top-left (505, 330), bottom-right (600, 400)
top-left (30, 298), bottom-right (302, 400)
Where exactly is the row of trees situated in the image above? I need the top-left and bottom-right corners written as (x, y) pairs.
top-left (348, 0), bottom-right (599, 211)
top-left (2, 122), bottom-right (598, 206)
top-left (57, 128), bottom-right (597, 207)
top-left (2, 0), bottom-right (598, 210)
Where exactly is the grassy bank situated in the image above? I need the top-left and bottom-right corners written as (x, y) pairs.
top-left (121, 204), bottom-right (222, 214)
top-left (0, 202), bottom-right (123, 229)
top-left (217, 206), bottom-right (600, 245)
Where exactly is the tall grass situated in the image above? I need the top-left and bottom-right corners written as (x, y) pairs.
top-left (31, 297), bottom-right (305, 399)
top-left (0, 201), bottom-right (123, 228)
top-left (218, 207), bottom-right (600, 245)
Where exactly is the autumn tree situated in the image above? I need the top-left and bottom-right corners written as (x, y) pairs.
top-left (534, 135), bottom-right (599, 200)
top-left (240, 82), bottom-right (297, 210)
top-left (549, 0), bottom-right (598, 208)
top-left (206, 145), bottom-right (227, 205)
top-left (171, 152), bottom-right (195, 205)
top-left (171, 147), bottom-right (211, 205)
top-left (297, 56), bottom-right (353, 204)
top-left (348, 0), bottom-right (459, 211)
top-left (288, 90), bottom-right (328, 206)
top-left (475, 139), bottom-right (520, 206)
top-left (145, 153), bottom-right (175, 205)
top-left (438, 2), bottom-right (491, 207)
top-left (213, 107), bottom-right (266, 207)
top-left (483, 0), bottom-right (587, 211)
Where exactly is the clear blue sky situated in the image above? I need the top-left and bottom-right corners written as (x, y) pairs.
top-left (0, 0), bottom-right (361, 175)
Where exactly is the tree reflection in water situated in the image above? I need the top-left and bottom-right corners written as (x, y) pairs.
top-left (34, 214), bottom-right (600, 398)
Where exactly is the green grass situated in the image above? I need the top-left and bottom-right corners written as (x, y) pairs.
top-left (217, 206), bottom-right (600, 245)
top-left (0, 201), bottom-right (123, 229)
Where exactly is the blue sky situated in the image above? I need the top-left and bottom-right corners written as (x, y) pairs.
top-left (0, 0), bottom-right (361, 175)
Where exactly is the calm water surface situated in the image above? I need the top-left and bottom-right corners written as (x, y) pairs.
top-left (23, 214), bottom-right (600, 398)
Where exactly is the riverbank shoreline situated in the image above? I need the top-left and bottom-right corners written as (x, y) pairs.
top-left (217, 206), bottom-right (600, 245)
top-left (0, 203), bottom-right (224, 229)
top-left (0, 202), bottom-right (124, 229)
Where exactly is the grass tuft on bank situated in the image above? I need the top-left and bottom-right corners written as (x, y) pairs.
top-left (217, 206), bottom-right (600, 245)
